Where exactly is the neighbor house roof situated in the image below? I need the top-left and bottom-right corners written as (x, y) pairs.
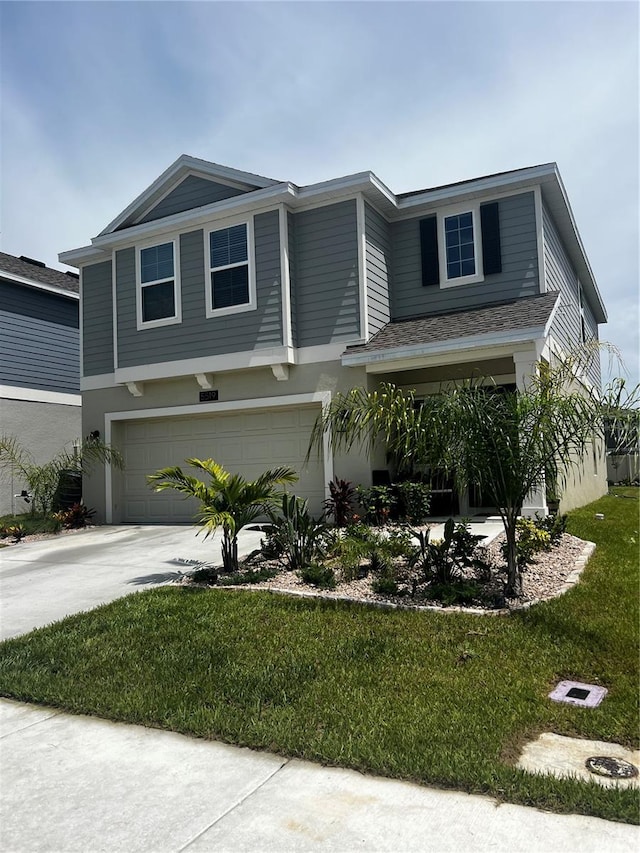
top-left (0, 251), bottom-right (79, 298)
top-left (342, 292), bottom-right (561, 367)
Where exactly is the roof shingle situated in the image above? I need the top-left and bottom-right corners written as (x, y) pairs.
top-left (0, 251), bottom-right (79, 294)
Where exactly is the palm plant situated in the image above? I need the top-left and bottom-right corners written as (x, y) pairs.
top-left (0, 434), bottom-right (123, 517)
top-left (309, 352), bottom-right (629, 597)
top-left (147, 459), bottom-right (298, 572)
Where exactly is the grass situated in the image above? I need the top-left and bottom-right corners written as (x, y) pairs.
top-left (0, 489), bottom-right (638, 823)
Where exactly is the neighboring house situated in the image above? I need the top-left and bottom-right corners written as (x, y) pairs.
top-left (0, 252), bottom-right (81, 516)
top-left (59, 156), bottom-right (607, 524)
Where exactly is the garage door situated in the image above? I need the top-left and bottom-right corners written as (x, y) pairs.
top-left (117, 406), bottom-right (325, 523)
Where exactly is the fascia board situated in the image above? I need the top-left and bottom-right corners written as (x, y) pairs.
top-left (0, 269), bottom-right (79, 299)
top-left (396, 164), bottom-right (558, 212)
top-left (341, 326), bottom-right (548, 368)
top-left (58, 245), bottom-right (112, 268)
top-left (99, 155), bottom-right (281, 237)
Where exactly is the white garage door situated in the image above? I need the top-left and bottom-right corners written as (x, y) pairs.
top-left (118, 406), bottom-right (325, 524)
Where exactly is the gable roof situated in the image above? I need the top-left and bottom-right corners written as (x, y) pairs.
top-left (343, 292), bottom-right (561, 366)
top-left (0, 251), bottom-right (79, 298)
top-left (99, 155), bottom-right (282, 236)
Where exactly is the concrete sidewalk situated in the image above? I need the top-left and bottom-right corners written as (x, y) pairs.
top-left (1, 699), bottom-right (637, 853)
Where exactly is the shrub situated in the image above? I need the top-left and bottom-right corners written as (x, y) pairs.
top-left (428, 580), bottom-right (484, 607)
top-left (220, 566), bottom-right (280, 585)
top-left (53, 503), bottom-right (96, 529)
top-left (190, 566), bottom-right (219, 584)
top-left (1, 524), bottom-right (25, 543)
top-left (356, 485), bottom-right (394, 525)
top-left (259, 527), bottom-right (285, 560)
top-left (323, 477), bottom-right (356, 527)
top-left (394, 482), bottom-right (431, 524)
top-left (410, 518), bottom-right (486, 585)
top-left (502, 517), bottom-right (551, 569)
top-left (299, 563), bottom-right (336, 589)
top-left (371, 575), bottom-right (399, 596)
top-left (268, 495), bottom-right (328, 571)
top-left (534, 511), bottom-right (568, 545)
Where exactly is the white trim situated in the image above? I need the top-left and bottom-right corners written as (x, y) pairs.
top-left (279, 204), bottom-right (293, 349)
top-left (204, 218), bottom-right (256, 318)
top-left (111, 249), bottom-right (118, 369)
top-left (0, 384), bottom-right (81, 407)
top-left (81, 373), bottom-right (115, 391)
top-left (0, 268), bottom-right (80, 299)
top-left (103, 390), bottom-right (333, 523)
top-left (99, 155), bottom-right (279, 236)
top-left (396, 163), bottom-right (557, 212)
top-left (271, 364), bottom-right (289, 381)
top-left (113, 345), bottom-right (295, 384)
top-left (136, 239), bottom-right (182, 330)
top-left (79, 266), bottom-right (84, 379)
top-left (438, 201), bottom-right (484, 288)
top-left (342, 326), bottom-right (549, 369)
top-left (356, 194), bottom-right (369, 341)
top-left (534, 186), bottom-right (546, 294)
top-left (292, 192), bottom-right (360, 214)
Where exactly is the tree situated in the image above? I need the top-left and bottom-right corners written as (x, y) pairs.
top-left (0, 434), bottom-right (123, 517)
top-left (309, 355), bottom-right (622, 597)
top-left (147, 459), bottom-right (298, 572)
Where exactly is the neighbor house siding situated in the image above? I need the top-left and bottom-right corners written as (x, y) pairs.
top-left (364, 203), bottom-right (391, 336)
top-left (121, 176), bottom-right (251, 228)
top-left (391, 191), bottom-right (539, 319)
top-left (116, 211), bottom-right (283, 368)
top-left (293, 200), bottom-right (360, 346)
top-left (0, 280), bottom-right (79, 393)
top-left (82, 261), bottom-right (113, 376)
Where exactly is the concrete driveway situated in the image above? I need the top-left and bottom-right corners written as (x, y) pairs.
top-left (0, 524), bottom-right (264, 641)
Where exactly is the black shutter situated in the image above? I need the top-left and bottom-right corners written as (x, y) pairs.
top-left (420, 217), bottom-right (439, 286)
top-left (480, 202), bottom-right (502, 275)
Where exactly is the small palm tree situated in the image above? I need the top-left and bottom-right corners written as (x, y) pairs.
top-left (147, 459), bottom-right (298, 572)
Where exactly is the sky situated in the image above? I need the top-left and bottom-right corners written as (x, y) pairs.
top-left (1, 0), bottom-right (638, 388)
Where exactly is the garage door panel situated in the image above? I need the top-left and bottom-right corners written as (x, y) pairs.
top-left (117, 405), bottom-right (325, 523)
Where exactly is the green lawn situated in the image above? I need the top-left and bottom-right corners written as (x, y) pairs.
top-left (0, 489), bottom-right (638, 824)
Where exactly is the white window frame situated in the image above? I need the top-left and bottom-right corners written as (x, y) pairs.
top-left (136, 238), bottom-right (182, 330)
top-left (205, 216), bottom-right (257, 318)
top-left (438, 201), bottom-right (484, 288)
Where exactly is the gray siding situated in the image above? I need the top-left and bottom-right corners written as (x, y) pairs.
top-left (116, 211), bottom-right (282, 368)
top-left (134, 176), bottom-right (250, 226)
top-left (544, 202), bottom-right (601, 386)
top-left (288, 211), bottom-right (297, 346)
top-left (82, 261), bottom-right (113, 376)
top-left (364, 203), bottom-right (391, 335)
top-left (391, 192), bottom-right (539, 319)
top-left (293, 200), bottom-right (360, 346)
top-left (0, 280), bottom-right (79, 393)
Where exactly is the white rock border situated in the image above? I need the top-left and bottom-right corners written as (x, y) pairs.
top-left (217, 540), bottom-right (597, 617)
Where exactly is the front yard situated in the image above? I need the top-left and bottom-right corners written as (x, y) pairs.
top-left (0, 489), bottom-right (637, 824)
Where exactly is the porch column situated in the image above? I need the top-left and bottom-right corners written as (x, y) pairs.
top-left (513, 349), bottom-right (548, 518)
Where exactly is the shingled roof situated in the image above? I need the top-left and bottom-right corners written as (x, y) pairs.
top-left (345, 292), bottom-right (560, 358)
top-left (0, 251), bottom-right (79, 295)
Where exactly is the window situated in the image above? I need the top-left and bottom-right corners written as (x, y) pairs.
top-left (137, 241), bottom-right (181, 329)
top-left (206, 222), bottom-right (256, 316)
top-left (444, 212), bottom-right (476, 279)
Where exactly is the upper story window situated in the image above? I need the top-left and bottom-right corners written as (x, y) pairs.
top-left (421, 200), bottom-right (501, 289)
top-left (439, 205), bottom-right (483, 287)
top-left (206, 220), bottom-right (256, 317)
top-left (444, 212), bottom-right (476, 279)
top-left (137, 240), bottom-right (181, 329)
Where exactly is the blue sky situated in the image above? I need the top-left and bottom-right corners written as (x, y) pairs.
top-left (1, 1), bottom-right (638, 387)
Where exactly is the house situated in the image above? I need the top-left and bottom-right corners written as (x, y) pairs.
top-left (59, 156), bottom-right (608, 524)
top-left (0, 252), bottom-right (81, 516)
